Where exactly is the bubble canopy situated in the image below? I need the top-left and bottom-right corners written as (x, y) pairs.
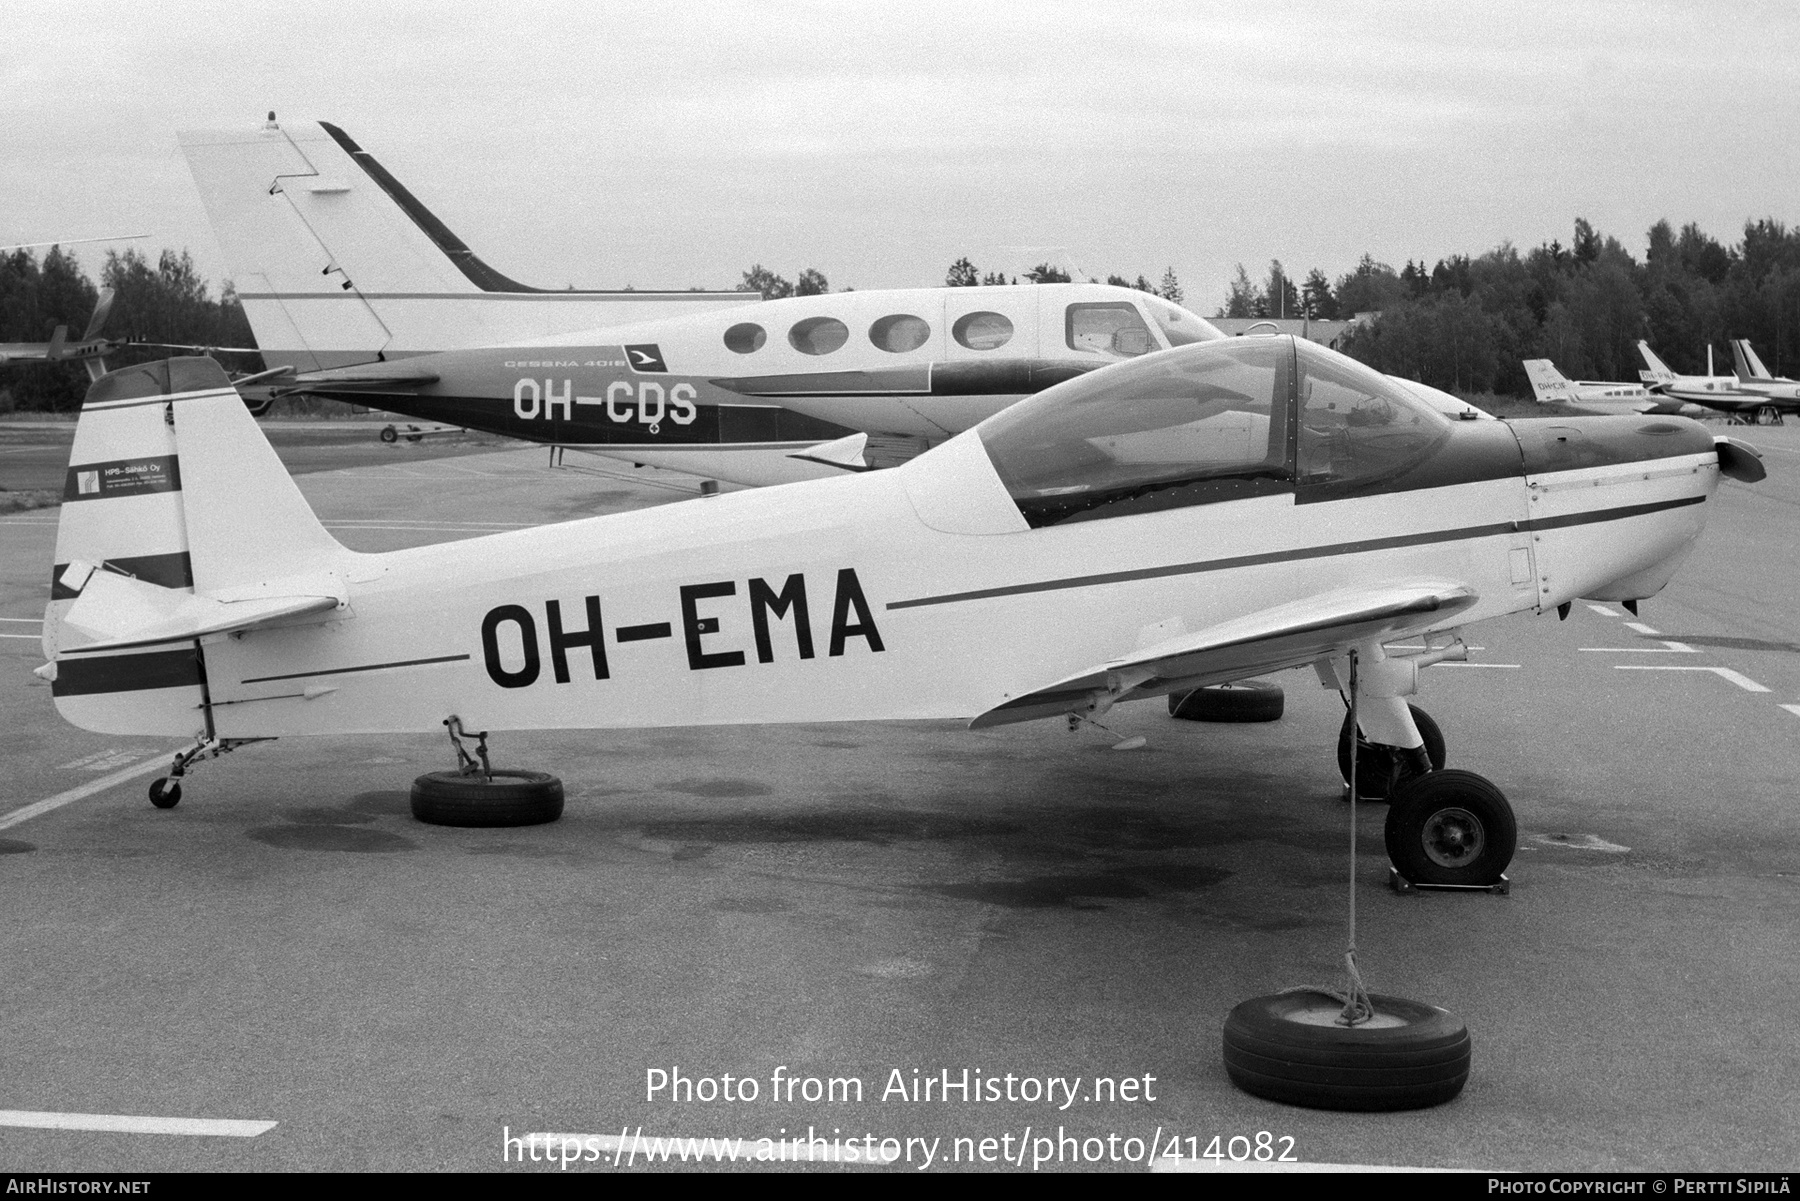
top-left (977, 337), bottom-right (1453, 528)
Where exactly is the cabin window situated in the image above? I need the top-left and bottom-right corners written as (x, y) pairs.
top-left (1296, 348), bottom-right (1449, 490)
top-left (952, 311), bottom-right (1014, 351)
top-left (788, 317), bottom-right (849, 356)
top-left (723, 323), bottom-right (766, 354)
top-left (869, 314), bottom-right (931, 353)
top-left (1066, 302), bottom-right (1156, 358)
top-left (979, 338), bottom-right (1293, 527)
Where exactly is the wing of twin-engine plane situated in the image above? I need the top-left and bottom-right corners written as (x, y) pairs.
top-left (969, 581), bottom-right (1480, 729)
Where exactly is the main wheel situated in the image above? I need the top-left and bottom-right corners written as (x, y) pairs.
top-left (1758, 405), bottom-right (1780, 426)
top-left (379, 425), bottom-right (399, 443)
top-left (410, 770), bottom-right (564, 827)
top-left (1223, 992), bottom-right (1471, 1111)
top-left (1385, 768), bottom-right (1516, 886)
top-left (1337, 705), bottom-right (1445, 800)
top-left (1167, 680), bottom-right (1284, 722)
top-left (148, 778), bottom-right (181, 809)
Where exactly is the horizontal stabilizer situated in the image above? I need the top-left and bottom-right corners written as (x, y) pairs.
top-left (787, 432), bottom-right (870, 472)
top-left (58, 560), bottom-right (344, 654)
top-left (971, 581), bottom-right (1479, 729)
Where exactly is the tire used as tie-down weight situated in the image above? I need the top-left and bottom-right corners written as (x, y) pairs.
top-left (1337, 704), bottom-right (1446, 800)
top-left (1223, 991), bottom-right (1471, 1111)
top-left (410, 770), bottom-right (564, 827)
top-left (1167, 680), bottom-right (1284, 723)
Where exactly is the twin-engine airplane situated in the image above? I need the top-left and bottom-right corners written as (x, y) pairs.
top-left (1637, 340), bottom-right (1788, 425)
top-left (1521, 359), bottom-right (1704, 418)
top-left (40, 337), bottom-right (1763, 888)
top-left (179, 119), bottom-right (1483, 487)
top-left (0, 289), bottom-right (121, 381)
top-left (1728, 339), bottom-right (1800, 416)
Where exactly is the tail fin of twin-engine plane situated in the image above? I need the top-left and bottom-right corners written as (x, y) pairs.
top-left (1521, 359), bottom-right (1578, 404)
top-left (1636, 341), bottom-right (1677, 383)
top-left (177, 118), bottom-right (751, 371)
top-left (44, 357), bottom-right (347, 735)
top-left (1733, 339), bottom-right (1775, 381)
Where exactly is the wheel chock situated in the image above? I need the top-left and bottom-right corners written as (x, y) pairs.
top-left (1389, 867), bottom-right (1509, 896)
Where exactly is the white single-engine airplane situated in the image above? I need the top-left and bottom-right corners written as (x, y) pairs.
top-left (39, 339), bottom-right (1763, 887)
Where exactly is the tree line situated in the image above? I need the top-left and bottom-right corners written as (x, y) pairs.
top-left (0, 246), bottom-right (257, 412)
top-left (12, 220), bottom-right (1790, 411)
top-left (1225, 217), bottom-right (1800, 397)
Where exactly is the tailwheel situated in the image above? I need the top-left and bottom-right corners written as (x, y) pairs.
top-left (1337, 705), bottom-right (1445, 801)
top-left (148, 778), bottom-right (181, 809)
top-left (1384, 769), bottom-right (1516, 887)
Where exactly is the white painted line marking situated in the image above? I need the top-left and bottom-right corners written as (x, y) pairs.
top-left (1782, 704), bottom-right (1800, 719)
top-left (0, 617), bottom-right (43, 623)
top-left (1578, 643), bottom-right (1697, 653)
top-left (0, 1109), bottom-right (275, 1137)
top-left (1586, 604), bottom-right (1621, 617)
top-left (57, 749), bottom-right (140, 771)
top-left (1624, 621), bottom-right (1662, 636)
top-left (1528, 833), bottom-right (1630, 853)
top-left (0, 754), bottom-right (169, 832)
top-left (1616, 665), bottom-right (1772, 692)
top-left (1433, 662), bottom-right (1520, 668)
top-left (0, 634), bottom-right (41, 639)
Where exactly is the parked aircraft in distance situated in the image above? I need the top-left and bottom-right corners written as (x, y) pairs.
top-left (0, 290), bottom-right (121, 381)
top-left (1729, 339), bottom-right (1800, 413)
top-left (1637, 341), bottom-right (1787, 425)
top-left (40, 340), bottom-right (1764, 890)
top-left (1522, 359), bottom-right (1703, 417)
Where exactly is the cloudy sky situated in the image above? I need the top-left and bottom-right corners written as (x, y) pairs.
top-left (5, 0), bottom-right (1798, 312)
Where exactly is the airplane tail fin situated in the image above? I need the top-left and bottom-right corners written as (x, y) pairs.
top-left (1636, 340), bottom-right (1676, 382)
top-left (1737, 339), bottom-right (1774, 380)
top-left (45, 325), bottom-right (68, 361)
top-left (80, 289), bottom-right (115, 343)
top-left (1521, 359), bottom-right (1576, 403)
top-left (44, 357), bottom-right (347, 735)
top-left (178, 118), bottom-right (750, 369)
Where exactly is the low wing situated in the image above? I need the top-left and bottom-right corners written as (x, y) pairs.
top-left (970, 581), bottom-right (1479, 730)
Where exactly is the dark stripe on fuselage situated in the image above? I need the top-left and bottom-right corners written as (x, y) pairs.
top-left (240, 653), bottom-right (470, 685)
top-left (886, 494), bottom-right (1707, 612)
top-left (309, 391), bottom-right (856, 448)
top-left (52, 647), bottom-right (202, 696)
top-left (50, 552), bottom-right (193, 601)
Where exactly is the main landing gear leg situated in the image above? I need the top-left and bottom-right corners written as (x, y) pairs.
top-left (147, 735), bottom-right (274, 809)
top-left (1322, 643), bottom-right (1517, 888)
